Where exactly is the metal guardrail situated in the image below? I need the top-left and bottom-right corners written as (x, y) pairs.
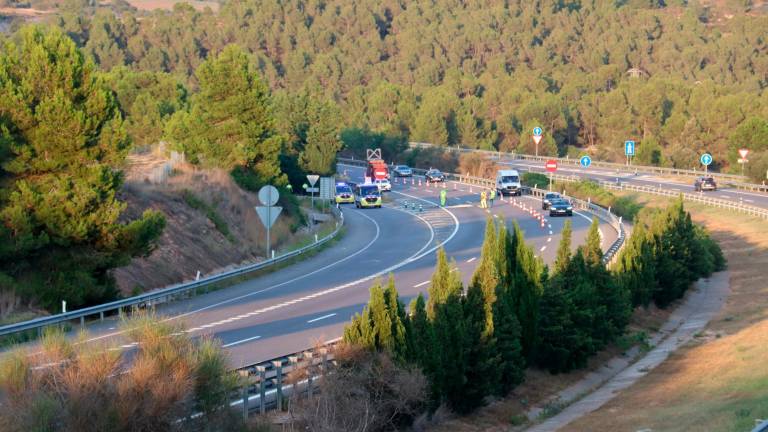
top-left (542, 172), bottom-right (768, 220)
top-left (408, 142), bottom-right (768, 192)
top-left (0, 206), bottom-right (345, 339)
top-left (338, 158), bottom-right (627, 264)
top-left (752, 420), bottom-right (768, 432)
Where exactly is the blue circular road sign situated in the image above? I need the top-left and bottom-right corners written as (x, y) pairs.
top-left (700, 153), bottom-right (713, 166)
top-left (580, 155), bottom-right (592, 168)
top-left (533, 127), bottom-right (543, 136)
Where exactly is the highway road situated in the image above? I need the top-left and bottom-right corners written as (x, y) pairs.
top-left (23, 164), bottom-right (618, 368)
top-left (501, 158), bottom-right (768, 209)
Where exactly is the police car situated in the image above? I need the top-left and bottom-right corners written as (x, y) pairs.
top-left (335, 182), bottom-right (355, 204)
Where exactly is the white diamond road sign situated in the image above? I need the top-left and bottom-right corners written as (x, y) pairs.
top-left (306, 174), bottom-right (320, 186)
top-left (255, 206), bottom-right (282, 229)
top-left (624, 140), bottom-right (635, 156)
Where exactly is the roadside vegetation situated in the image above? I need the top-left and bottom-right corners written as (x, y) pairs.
top-left (331, 198), bottom-right (723, 428)
top-left (0, 314), bottom-right (257, 432)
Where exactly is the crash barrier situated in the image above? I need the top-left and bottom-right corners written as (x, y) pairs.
top-left (408, 142), bottom-right (768, 193)
top-left (337, 158), bottom-right (626, 265)
top-left (0, 206), bottom-right (345, 340)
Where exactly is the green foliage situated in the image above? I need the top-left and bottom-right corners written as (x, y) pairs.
top-left (339, 128), bottom-right (407, 162)
top-left (181, 190), bottom-right (233, 242)
top-left (521, 172), bottom-right (550, 189)
top-left (0, 26), bottom-right (164, 311)
top-left (165, 45), bottom-right (285, 185)
top-left (556, 180), bottom-right (642, 220)
top-left (554, 220), bottom-right (572, 274)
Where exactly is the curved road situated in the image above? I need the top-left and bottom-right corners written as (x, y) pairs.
top-left (25, 164), bottom-right (618, 368)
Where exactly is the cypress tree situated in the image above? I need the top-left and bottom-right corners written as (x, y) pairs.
top-left (562, 249), bottom-right (598, 366)
top-left (368, 281), bottom-right (394, 352)
top-left (427, 247), bottom-right (462, 319)
top-left (615, 222), bottom-right (655, 308)
top-left (493, 286), bottom-right (525, 393)
top-left (510, 222), bottom-right (544, 360)
top-left (432, 288), bottom-right (467, 411)
top-left (407, 294), bottom-right (436, 373)
top-left (554, 219), bottom-right (573, 274)
top-left (584, 217), bottom-right (603, 266)
top-left (384, 274), bottom-right (408, 361)
top-left (536, 274), bottom-right (577, 373)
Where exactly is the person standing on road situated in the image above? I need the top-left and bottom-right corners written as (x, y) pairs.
top-left (440, 188), bottom-right (447, 207)
top-left (480, 190), bottom-right (488, 209)
top-left (489, 188), bottom-right (496, 208)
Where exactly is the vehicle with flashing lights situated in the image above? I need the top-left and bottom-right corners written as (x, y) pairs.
top-left (366, 159), bottom-right (389, 181)
top-left (354, 183), bottom-right (382, 208)
top-left (335, 182), bottom-right (355, 204)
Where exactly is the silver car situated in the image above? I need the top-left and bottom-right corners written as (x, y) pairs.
top-left (393, 165), bottom-right (413, 177)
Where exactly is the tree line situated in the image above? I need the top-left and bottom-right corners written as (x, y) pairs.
top-left (0, 25), bottom-right (342, 315)
top-left (344, 198), bottom-right (724, 418)
top-left (5, 0), bottom-right (766, 179)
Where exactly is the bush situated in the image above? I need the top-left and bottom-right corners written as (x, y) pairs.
top-left (182, 189), bottom-right (234, 241)
top-left (0, 313), bottom-right (245, 432)
top-left (458, 153), bottom-right (499, 178)
top-left (231, 167), bottom-right (306, 230)
top-left (521, 172), bottom-right (550, 188)
top-left (402, 146), bottom-right (459, 173)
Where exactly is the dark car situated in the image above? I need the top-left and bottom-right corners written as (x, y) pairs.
top-left (542, 192), bottom-right (561, 210)
top-left (549, 199), bottom-right (573, 217)
top-left (694, 176), bottom-right (717, 192)
top-left (393, 165), bottom-right (413, 177)
top-left (425, 169), bottom-right (445, 183)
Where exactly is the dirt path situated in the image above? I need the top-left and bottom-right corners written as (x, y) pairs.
top-left (524, 271), bottom-right (730, 431)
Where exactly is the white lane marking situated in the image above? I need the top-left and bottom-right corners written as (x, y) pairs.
top-left (720, 195), bottom-right (730, 199)
top-left (79, 208), bottom-right (384, 345)
top-left (547, 237), bottom-right (552, 242)
top-left (467, 257), bottom-right (477, 263)
top-left (540, 246), bottom-right (547, 252)
top-left (549, 230), bottom-right (553, 235)
top-left (744, 199), bottom-right (754, 203)
top-left (307, 313), bottom-right (337, 324)
top-left (413, 280), bottom-right (430, 288)
top-left (222, 335), bottom-right (261, 348)
top-left (548, 224), bottom-right (552, 229)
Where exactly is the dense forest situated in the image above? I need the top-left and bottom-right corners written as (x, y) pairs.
top-left (2, 0), bottom-right (766, 179)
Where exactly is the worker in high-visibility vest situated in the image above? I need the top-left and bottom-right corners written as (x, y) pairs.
top-left (439, 188), bottom-right (447, 207)
top-left (480, 190), bottom-right (488, 209)
top-left (489, 188), bottom-right (496, 208)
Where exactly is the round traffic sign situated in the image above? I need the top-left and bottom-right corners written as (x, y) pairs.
top-left (533, 127), bottom-right (543, 136)
top-left (700, 153), bottom-right (713, 166)
top-left (258, 185), bottom-right (279, 206)
top-left (580, 155), bottom-right (592, 168)
top-left (545, 160), bottom-right (558, 172)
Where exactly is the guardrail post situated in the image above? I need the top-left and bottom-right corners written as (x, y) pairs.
top-left (288, 355), bottom-right (299, 402)
top-left (320, 348), bottom-right (328, 376)
top-left (304, 352), bottom-right (314, 399)
top-left (239, 370), bottom-right (250, 420)
top-left (99, 311), bottom-right (104, 322)
top-left (80, 316), bottom-right (85, 328)
top-left (273, 360), bottom-right (283, 411)
top-left (256, 365), bottom-right (266, 414)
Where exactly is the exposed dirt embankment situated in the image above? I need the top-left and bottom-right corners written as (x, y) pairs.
top-left (114, 153), bottom-right (300, 294)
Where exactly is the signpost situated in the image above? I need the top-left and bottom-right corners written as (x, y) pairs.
top-left (306, 174), bottom-right (319, 209)
top-left (533, 127), bottom-right (543, 157)
top-left (546, 159), bottom-right (557, 191)
top-left (738, 149), bottom-right (749, 177)
top-left (255, 185), bottom-right (282, 259)
top-left (700, 153), bottom-right (713, 174)
top-left (624, 140), bottom-right (635, 166)
top-left (580, 155), bottom-right (592, 168)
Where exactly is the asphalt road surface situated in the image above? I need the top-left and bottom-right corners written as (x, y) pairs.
top-left (21, 165), bottom-right (618, 368)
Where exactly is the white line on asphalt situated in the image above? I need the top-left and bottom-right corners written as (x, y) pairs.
top-left (745, 199), bottom-right (754, 203)
top-left (549, 230), bottom-right (553, 235)
top-left (467, 257), bottom-right (477, 263)
top-left (540, 246), bottom-right (547, 252)
top-left (222, 335), bottom-right (261, 348)
top-left (548, 224), bottom-right (552, 229)
top-left (720, 195), bottom-right (730, 199)
top-left (413, 280), bottom-right (430, 288)
top-left (547, 237), bottom-right (552, 242)
top-left (307, 313), bottom-right (337, 324)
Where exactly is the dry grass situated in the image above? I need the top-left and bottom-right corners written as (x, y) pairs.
top-left (564, 202), bottom-right (768, 432)
top-left (121, 0), bottom-right (220, 11)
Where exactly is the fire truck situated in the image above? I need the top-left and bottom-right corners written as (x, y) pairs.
top-left (366, 159), bottom-right (389, 182)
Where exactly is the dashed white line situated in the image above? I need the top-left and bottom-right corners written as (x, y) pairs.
top-left (222, 335), bottom-right (261, 348)
top-left (467, 257), bottom-right (477, 263)
top-left (307, 313), bottom-right (337, 323)
top-left (744, 199), bottom-right (754, 203)
top-left (540, 246), bottom-right (547, 252)
top-left (414, 280), bottom-right (430, 288)
top-left (549, 230), bottom-right (553, 235)
top-left (547, 237), bottom-right (552, 242)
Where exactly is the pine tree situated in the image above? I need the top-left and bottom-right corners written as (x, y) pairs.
top-left (615, 222), bottom-right (655, 308)
top-left (561, 249), bottom-right (597, 368)
top-left (0, 26), bottom-right (165, 311)
top-left (432, 287), bottom-right (467, 411)
top-left (368, 281), bottom-right (394, 352)
top-left (583, 217), bottom-right (603, 266)
top-left (554, 219), bottom-right (573, 274)
top-left (493, 286), bottom-right (525, 393)
top-left (299, 98), bottom-right (343, 175)
top-left (536, 275), bottom-right (577, 373)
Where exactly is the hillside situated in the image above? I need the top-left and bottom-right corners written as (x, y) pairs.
top-left (114, 151), bottom-right (304, 294)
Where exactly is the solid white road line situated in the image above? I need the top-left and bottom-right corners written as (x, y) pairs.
top-left (744, 199), bottom-right (754, 203)
top-left (467, 257), bottom-right (477, 263)
top-left (222, 335), bottom-right (261, 348)
top-left (413, 280), bottom-right (430, 288)
top-left (307, 313), bottom-right (337, 324)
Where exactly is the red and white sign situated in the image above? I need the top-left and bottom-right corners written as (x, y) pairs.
top-left (533, 135), bottom-right (542, 145)
top-left (545, 160), bottom-right (558, 172)
top-left (739, 148), bottom-right (749, 159)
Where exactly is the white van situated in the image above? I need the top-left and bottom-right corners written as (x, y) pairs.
top-left (496, 169), bottom-right (522, 196)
